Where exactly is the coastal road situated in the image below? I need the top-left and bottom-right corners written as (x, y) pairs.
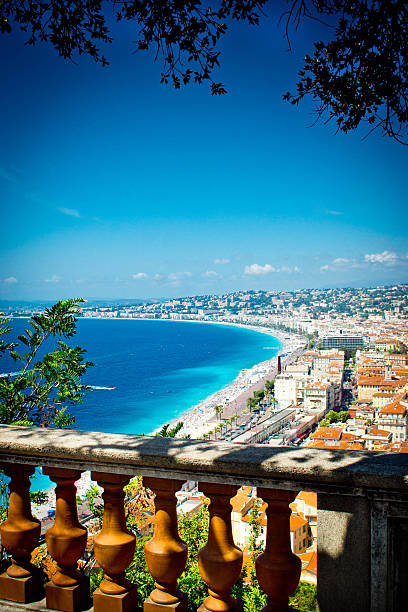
top-left (209, 347), bottom-right (304, 428)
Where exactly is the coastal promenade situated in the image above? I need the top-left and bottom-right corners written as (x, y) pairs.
top-left (145, 319), bottom-right (306, 438)
top-left (207, 345), bottom-right (304, 426)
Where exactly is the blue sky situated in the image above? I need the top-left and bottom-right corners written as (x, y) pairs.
top-left (1, 5), bottom-right (407, 300)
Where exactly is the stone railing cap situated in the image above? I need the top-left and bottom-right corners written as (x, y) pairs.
top-left (1, 425), bottom-right (408, 493)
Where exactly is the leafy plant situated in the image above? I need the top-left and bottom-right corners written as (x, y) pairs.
top-left (156, 421), bottom-right (184, 437)
top-left (0, 299), bottom-right (93, 427)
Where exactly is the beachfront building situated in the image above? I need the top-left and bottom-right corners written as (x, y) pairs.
top-left (321, 334), bottom-right (364, 349)
top-left (304, 380), bottom-right (341, 413)
top-left (303, 381), bottom-right (331, 413)
top-left (274, 348), bottom-right (344, 415)
top-left (274, 373), bottom-right (305, 407)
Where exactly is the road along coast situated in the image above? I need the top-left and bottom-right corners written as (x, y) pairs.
top-left (148, 320), bottom-right (306, 439)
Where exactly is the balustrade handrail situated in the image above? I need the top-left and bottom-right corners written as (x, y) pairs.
top-left (1, 424), bottom-right (408, 494)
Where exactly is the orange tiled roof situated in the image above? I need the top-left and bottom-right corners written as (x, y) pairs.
top-left (298, 551), bottom-right (317, 575)
top-left (341, 432), bottom-right (361, 442)
top-left (310, 427), bottom-right (342, 441)
top-left (230, 487), bottom-right (253, 512)
top-left (296, 492), bottom-right (317, 508)
top-left (307, 439), bottom-right (364, 451)
top-left (305, 381), bottom-right (330, 389)
top-left (372, 392), bottom-right (398, 398)
top-left (290, 513), bottom-right (308, 531)
top-left (365, 426), bottom-right (391, 438)
top-left (379, 401), bottom-right (407, 415)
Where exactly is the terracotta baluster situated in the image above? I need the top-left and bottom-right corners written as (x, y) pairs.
top-left (255, 488), bottom-right (301, 612)
top-left (197, 483), bottom-right (243, 612)
top-left (143, 477), bottom-right (188, 611)
top-left (91, 472), bottom-right (138, 612)
top-left (43, 467), bottom-right (89, 611)
top-left (0, 463), bottom-right (42, 603)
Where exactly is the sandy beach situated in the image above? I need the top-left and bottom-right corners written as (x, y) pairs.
top-left (146, 320), bottom-right (306, 439)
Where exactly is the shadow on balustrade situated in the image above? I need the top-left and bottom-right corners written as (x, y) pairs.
top-left (3, 424), bottom-right (408, 492)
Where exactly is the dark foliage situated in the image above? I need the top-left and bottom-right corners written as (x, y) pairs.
top-left (0, 299), bottom-right (93, 426)
top-left (284, 0), bottom-right (408, 143)
top-left (1, 0), bottom-right (267, 95)
top-left (2, 1), bottom-right (407, 142)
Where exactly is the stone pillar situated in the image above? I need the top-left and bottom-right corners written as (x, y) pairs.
top-left (0, 464), bottom-right (42, 603)
top-left (197, 482), bottom-right (243, 612)
top-left (143, 477), bottom-right (188, 611)
top-left (91, 472), bottom-right (138, 612)
top-left (255, 488), bottom-right (301, 612)
top-left (43, 467), bottom-right (89, 611)
top-left (317, 492), bottom-right (370, 612)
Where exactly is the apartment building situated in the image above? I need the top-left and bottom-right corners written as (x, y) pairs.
top-left (357, 377), bottom-right (408, 401)
top-left (362, 426), bottom-right (392, 450)
top-left (321, 335), bottom-right (364, 349)
top-left (377, 398), bottom-right (408, 442)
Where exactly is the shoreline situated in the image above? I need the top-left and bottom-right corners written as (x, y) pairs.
top-left (105, 317), bottom-right (305, 438)
top-left (77, 315), bottom-right (305, 438)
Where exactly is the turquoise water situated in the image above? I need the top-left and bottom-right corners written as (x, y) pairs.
top-left (1, 318), bottom-right (281, 490)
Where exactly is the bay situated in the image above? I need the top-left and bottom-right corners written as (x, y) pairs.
top-left (1, 318), bottom-right (281, 490)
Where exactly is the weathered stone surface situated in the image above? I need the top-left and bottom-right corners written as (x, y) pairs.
top-left (0, 425), bottom-right (408, 493)
top-left (317, 492), bottom-right (371, 612)
top-left (0, 596), bottom-right (93, 611)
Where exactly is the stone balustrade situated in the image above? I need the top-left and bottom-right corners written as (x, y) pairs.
top-left (0, 424), bottom-right (408, 611)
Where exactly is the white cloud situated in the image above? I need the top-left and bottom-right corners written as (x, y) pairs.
top-left (214, 258), bottom-right (230, 265)
top-left (132, 272), bottom-right (149, 280)
top-left (364, 250), bottom-right (398, 265)
top-left (44, 274), bottom-right (61, 283)
top-left (320, 265), bottom-right (330, 272)
top-left (59, 207), bottom-right (81, 218)
top-left (325, 210), bottom-right (342, 216)
top-left (203, 270), bottom-right (219, 278)
top-left (293, 266), bottom-right (301, 273)
top-left (153, 273), bottom-right (164, 281)
top-left (4, 276), bottom-right (18, 284)
top-left (244, 263), bottom-right (276, 276)
top-left (332, 257), bottom-right (350, 265)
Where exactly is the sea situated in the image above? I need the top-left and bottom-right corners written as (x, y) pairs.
top-left (1, 318), bottom-right (281, 490)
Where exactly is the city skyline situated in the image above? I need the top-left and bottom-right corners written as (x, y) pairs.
top-left (1, 6), bottom-right (407, 300)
